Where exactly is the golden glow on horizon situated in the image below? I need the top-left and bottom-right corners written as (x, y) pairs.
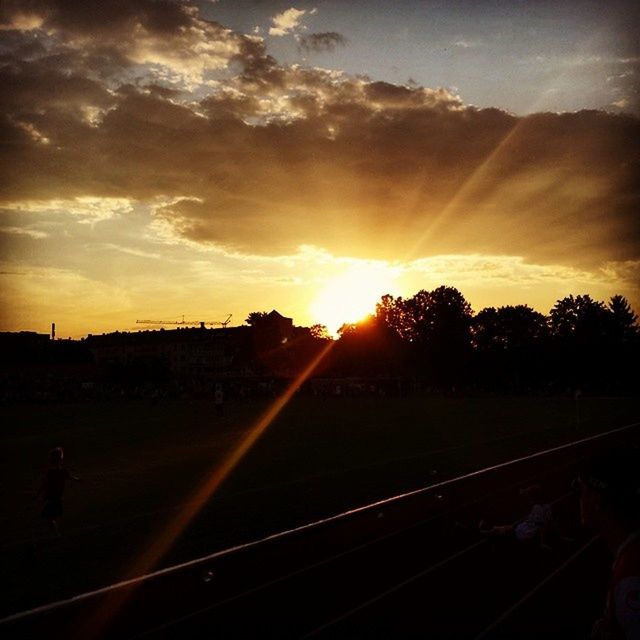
top-left (310, 265), bottom-right (398, 334)
top-left (1, 1), bottom-right (638, 337)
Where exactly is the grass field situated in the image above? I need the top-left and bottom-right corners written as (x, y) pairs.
top-left (1, 393), bottom-right (639, 616)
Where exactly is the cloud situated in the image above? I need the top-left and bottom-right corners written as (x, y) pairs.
top-left (0, 2), bottom-right (638, 286)
top-left (2, 198), bottom-right (133, 222)
top-left (403, 254), bottom-right (625, 289)
top-left (269, 7), bottom-right (307, 37)
top-left (0, 226), bottom-right (47, 239)
top-left (0, 0), bottom-right (253, 84)
top-left (298, 32), bottom-right (347, 54)
top-left (92, 243), bottom-right (162, 260)
top-left (2, 58), bottom-right (638, 271)
top-left (600, 259), bottom-right (640, 284)
top-left (453, 40), bottom-right (478, 49)
top-left (611, 97), bottom-right (630, 109)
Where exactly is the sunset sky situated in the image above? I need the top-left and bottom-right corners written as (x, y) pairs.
top-left (1, 0), bottom-right (639, 337)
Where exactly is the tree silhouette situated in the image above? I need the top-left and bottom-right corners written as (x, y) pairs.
top-left (608, 295), bottom-right (639, 343)
top-left (391, 287), bottom-right (473, 347)
top-left (375, 294), bottom-right (411, 340)
top-left (244, 289), bottom-right (639, 391)
top-left (331, 316), bottom-right (405, 376)
top-left (245, 311), bottom-right (269, 326)
top-left (549, 295), bottom-right (610, 342)
top-left (473, 305), bottom-right (549, 390)
top-left (309, 324), bottom-right (331, 340)
top-left (380, 286), bottom-right (473, 384)
top-left (473, 305), bottom-right (548, 351)
top-left (549, 295), bottom-right (617, 390)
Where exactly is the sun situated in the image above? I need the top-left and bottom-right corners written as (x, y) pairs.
top-left (310, 264), bottom-right (398, 336)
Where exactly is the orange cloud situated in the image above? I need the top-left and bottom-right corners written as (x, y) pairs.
top-left (0, 2), bottom-right (638, 278)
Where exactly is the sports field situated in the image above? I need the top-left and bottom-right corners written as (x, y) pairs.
top-left (1, 393), bottom-right (638, 617)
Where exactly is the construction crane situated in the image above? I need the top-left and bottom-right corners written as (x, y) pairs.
top-left (136, 314), bottom-right (232, 329)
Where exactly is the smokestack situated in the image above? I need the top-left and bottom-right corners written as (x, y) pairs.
top-left (51, 322), bottom-right (56, 340)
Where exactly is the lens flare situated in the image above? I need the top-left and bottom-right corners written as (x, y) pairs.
top-left (82, 340), bottom-right (335, 637)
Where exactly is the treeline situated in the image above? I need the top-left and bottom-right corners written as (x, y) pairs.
top-left (317, 287), bottom-right (639, 392)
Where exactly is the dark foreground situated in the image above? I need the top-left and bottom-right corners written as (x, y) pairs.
top-left (3, 419), bottom-right (638, 639)
top-left (3, 394), bottom-right (636, 618)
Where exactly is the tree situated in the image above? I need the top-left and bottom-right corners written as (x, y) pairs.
top-left (309, 324), bottom-right (331, 340)
top-left (375, 294), bottom-right (411, 339)
top-left (472, 305), bottom-right (549, 390)
top-left (403, 286), bottom-right (472, 346)
top-left (472, 307), bottom-right (500, 352)
top-left (549, 294), bottom-right (617, 390)
top-left (396, 286), bottom-right (473, 384)
top-left (608, 295), bottom-right (639, 343)
top-left (473, 305), bottom-right (548, 351)
top-left (549, 295), bottom-right (610, 342)
top-left (245, 311), bottom-right (269, 326)
top-left (331, 315), bottom-right (406, 376)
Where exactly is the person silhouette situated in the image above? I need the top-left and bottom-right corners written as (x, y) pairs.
top-left (479, 484), bottom-right (553, 548)
top-left (578, 447), bottom-right (640, 639)
top-left (214, 384), bottom-right (224, 415)
top-left (39, 447), bottom-right (80, 537)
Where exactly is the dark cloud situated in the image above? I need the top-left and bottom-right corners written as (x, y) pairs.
top-left (1, 0), bottom-right (190, 37)
top-left (0, 4), bottom-right (638, 272)
top-left (0, 56), bottom-right (114, 114)
top-left (1, 0), bottom-right (195, 39)
top-left (0, 0), bottom-right (258, 81)
top-left (298, 32), bottom-right (347, 54)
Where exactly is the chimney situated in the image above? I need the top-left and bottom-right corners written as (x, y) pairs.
top-left (51, 322), bottom-right (56, 340)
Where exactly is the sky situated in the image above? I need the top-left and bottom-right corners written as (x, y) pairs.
top-left (0, 0), bottom-right (639, 337)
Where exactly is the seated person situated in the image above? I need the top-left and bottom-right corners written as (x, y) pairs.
top-left (578, 447), bottom-right (640, 640)
top-left (479, 484), bottom-right (552, 547)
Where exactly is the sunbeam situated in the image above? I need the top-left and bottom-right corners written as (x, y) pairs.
top-left (403, 30), bottom-right (610, 263)
top-left (81, 340), bottom-right (335, 637)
